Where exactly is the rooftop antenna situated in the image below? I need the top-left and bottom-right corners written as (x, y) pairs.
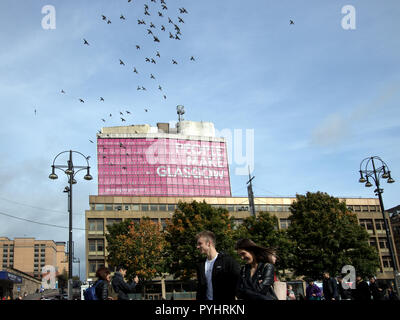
top-left (176, 105), bottom-right (185, 133)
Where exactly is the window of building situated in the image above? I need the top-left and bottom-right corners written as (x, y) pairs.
top-left (88, 219), bottom-right (104, 233)
top-left (124, 205), bottom-right (130, 211)
top-left (353, 206), bottom-right (361, 212)
top-left (378, 238), bottom-right (389, 249)
top-left (369, 238), bottom-right (378, 249)
top-left (347, 206), bottom-right (354, 211)
top-left (150, 205), bottom-right (158, 211)
top-left (95, 204), bottom-right (105, 211)
top-left (89, 239), bottom-right (104, 253)
top-left (359, 219), bottom-right (374, 232)
top-left (132, 204), bottom-right (140, 211)
top-left (361, 206), bottom-right (369, 212)
top-left (369, 206), bottom-right (377, 212)
top-left (227, 206), bottom-right (235, 212)
top-left (266, 205), bottom-right (276, 212)
top-left (159, 204), bottom-right (166, 211)
top-left (167, 204), bottom-right (176, 212)
top-left (114, 204), bottom-right (122, 211)
top-left (105, 204), bottom-right (113, 211)
top-left (375, 219), bottom-right (386, 231)
top-left (106, 218), bottom-right (122, 228)
top-left (382, 256), bottom-right (394, 269)
top-left (88, 260), bottom-right (105, 274)
top-left (280, 219), bottom-right (291, 230)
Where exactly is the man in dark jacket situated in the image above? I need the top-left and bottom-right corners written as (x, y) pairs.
top-left (352, 276), bottom-right (371, 301)
top-left (195, 231), bottom-right (240, 301)
top-left (369, 277), bottom-right (383, 301)
top-left (322, 272), bottom-right (339, 300)
top-left (337, 276), bottom-right (352, 300)
top-left (111, 265), bottom-right (139, 300)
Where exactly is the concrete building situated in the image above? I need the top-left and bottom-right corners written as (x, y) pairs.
top-left (85, 121), bottom-right (400, 298)
top-left (0, 267), bottom-right (41, 299)
top-left (0, 237), bottom-right (68, 279)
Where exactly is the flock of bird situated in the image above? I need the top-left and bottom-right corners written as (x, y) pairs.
top-left (34, 0), bottom-right (296, 153)
top-left (54, 0), bottom-right (197, 147)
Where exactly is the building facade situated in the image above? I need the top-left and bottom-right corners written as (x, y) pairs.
top-left (388, 205), bottom-right (400, 271)
top-left (0, 237), bottom-right (68, 279)
top-left (0, 267), bottom-right (41, 299)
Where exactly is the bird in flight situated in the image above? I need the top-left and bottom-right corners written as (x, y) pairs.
top-left (138, 19), bottom-right (146, 25)
top-left (290, 20), bottom-right (294, 25)
top-left (172, 59), bottom-right (178, 65)
top-left (190, 56), bottom-right (196, 61)
top-left (107, 20), bottom-right (112, 24)
top-left (120, 14), bottom-right (126, 20)
top-left (156, 51), bottom-right (161, 57)
top-left (100, 97), bottom-right (104, 102)
top-left (163, 95), bottom-right (167, 100)
top-left (142, 86), bottom-right (147, 91)
top-left (161, 25), bottom-right (166, 31)
top-left (158, 85), bottom-right (162, 91)
top-left (145, 109), bottom-right (148, 112)
top-left (102, 15), bottom-right (107, 20)
top-left (133, 67), bottom-right (138, 74)
top-left (34, 109), bottom-right (37, 115)
top-left (145, 57), bottom-right (151, 62)
top-left (162, 5), bottom-right (168, 10)
top-left (89, 140), bottom-right (94, 143)
top-left (120, 59), bottom-right (125, 66)
top-left (61, 89), bottom-right (65, 94)
top-left (120, 112), bottom-right (124, 115)
top-left (150, 74), bottom-right (155, 79)
top-left (150, 22), bottom-right (156, 28)
top-left (169, 32), bottom-right (174, 39)
top-left (179, 8), bottom-right (188, 14)
top-left (79, 98), bottom-right (85, 103)
top-left (126, 111), bottom-right (131, 114)
top-left (121, 118), bottom-right (126, 122)
top-left (109, 114), bottom-right (112, 117)
top-left (168, 17), bottom-right (173, 24)
top-left (83, 39), bottom-right (90, 45)
top-left (137, 86), bottom-right (141, 90)
top-left (102, 119), bottom-right (106, 122)
top-left (144, 4), bottom-right (149, 10)
top-left (175, 35), bottom-right (181, 40)
top-left (147, 29), bottom-right (153, 35)
top-left (151, 58), bottom-right (156, 64)
top-left (158, 12), bottom-right (163, 17)
top-left (153, 36), bottom-right (160, 43)
top-left (178, 17), bottom-right (184, 23)
top-left (136, 45), bottom-right (140, 49)
top-left (145, 10), bottom-right (150, 16)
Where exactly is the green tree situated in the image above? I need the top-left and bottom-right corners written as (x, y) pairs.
top-left (164, 201), bottom-right (236, 280)
top-left (234, 211), bottom-right (295, 279)
top-left (287, 192), bottom-right (380, 280)
top-left (106, 218), bottom-right (167, 281)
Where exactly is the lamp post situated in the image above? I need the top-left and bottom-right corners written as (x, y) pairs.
top-left (49, 150), bottom-right (92, 300)
top-left (358, 156), bottom-right (399, 293)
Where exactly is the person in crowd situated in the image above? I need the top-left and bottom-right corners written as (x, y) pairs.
top-left (95, 266), bottom-right (113, 300)
top-left (336, 276), bottom-right (352, 300)
top-left (195, 230), bottom-right (240, 301)
top-left (352, 276), bottom-right (371, 301)
top-left (384, 286), bottom-right (399, 301)
top-left (306, 280), bottom-right (322, 300)
top-left (322, 271), bottom-right (339, 300)
top-left (287, 284), bottom-right (296, 300)
top-left (369, 276), bottom-right (384, 301)
top-left (112, 264), bottom-right (139, 300)
top-left (235, 238), bottom-right (278, 300)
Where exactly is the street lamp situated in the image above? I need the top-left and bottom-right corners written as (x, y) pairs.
top-left (359, 156), bottom-right (399, 293)
top-left (49, 150), bottom-right (92, 300)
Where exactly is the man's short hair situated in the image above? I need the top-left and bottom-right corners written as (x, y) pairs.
top-left (195, 230), bottom-right (216, 246)
top-left (116, 264), bottom-right (127, 271)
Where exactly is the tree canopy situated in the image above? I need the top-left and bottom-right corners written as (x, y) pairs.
top-left (287, 191), bottom-right (380, 280)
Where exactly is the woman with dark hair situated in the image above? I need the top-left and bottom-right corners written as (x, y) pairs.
top-left (95, 267), bottom-right (112, 300)
top-left (235, 239), bottom-right (278, 300)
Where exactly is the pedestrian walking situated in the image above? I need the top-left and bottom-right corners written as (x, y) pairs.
top-left (322, 272), bottom-right (339, 300)
top-left (352, 276), bottom-right (371, 301)
top-left (235, 239), bottom-right (278, 300)
top-left (369, 277), bottom-right (384, 301)
top-left (112, 264), bottom-right (139, 300)
top-left (337, 276), bottom-right (352, 300)
top-left (95, 267), bottom-right (113, 300)
top-left (306, 280), bottom-right (322, 300)
top-left (195, 230), bottom-right (240, 301)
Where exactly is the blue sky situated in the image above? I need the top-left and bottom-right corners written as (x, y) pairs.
top-left (0, 0), bottom-right (399, 279)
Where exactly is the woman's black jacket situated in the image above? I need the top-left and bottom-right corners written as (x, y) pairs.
top-left (237, 262), bottom-right (278, 300)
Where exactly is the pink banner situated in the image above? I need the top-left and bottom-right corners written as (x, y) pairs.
top-left (97, 138), bottom-right (231, 196)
